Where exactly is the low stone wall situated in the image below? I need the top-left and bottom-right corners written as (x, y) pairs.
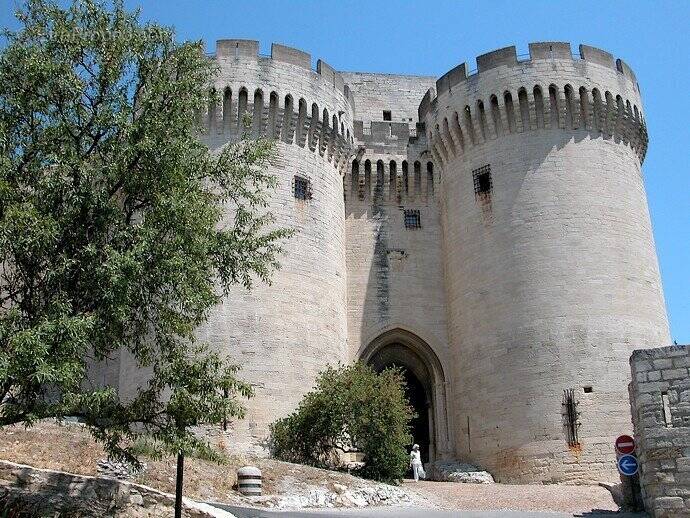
top-left (0, 459), bottom-right (234, 517)
top-left (629, 344), bottom-right (690, 517)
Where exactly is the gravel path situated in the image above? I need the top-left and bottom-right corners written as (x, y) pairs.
top-left (401, 480), bottom-right (621, 514)
top-left (215, 504), bottom-right (647, 518)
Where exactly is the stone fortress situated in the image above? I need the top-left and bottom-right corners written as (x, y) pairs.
top-left (116, 39), bottom-right (672, 484)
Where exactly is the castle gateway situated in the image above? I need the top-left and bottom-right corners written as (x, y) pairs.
top-left (108, 40), bottom-right (670, 483)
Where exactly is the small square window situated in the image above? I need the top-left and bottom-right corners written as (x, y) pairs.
top-left (472, 165), bottom-right (492, 198)
top-left (404, 209), bottom-right (421, 229)
top-left (383, 110), bottom-right (392, 121)
top-left (294, 175), bottom-right (311, 200)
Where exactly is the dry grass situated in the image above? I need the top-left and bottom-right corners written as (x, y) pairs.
top-left (0, 421), bottom-right (621, 513)
top-left (0, 420), bottom-right (103, 476)
top-left (0, 420), bottom-right (389, 505)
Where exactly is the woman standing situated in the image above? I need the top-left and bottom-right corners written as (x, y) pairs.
top-left (409, 444), bottom-right (426, 481)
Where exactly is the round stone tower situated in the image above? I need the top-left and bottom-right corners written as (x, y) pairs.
top-left (420, 42), bottom-right (670, 483)
top-left (198, 40), bottom-right (355, 447)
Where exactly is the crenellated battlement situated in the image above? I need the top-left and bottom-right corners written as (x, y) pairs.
top-left (202, 40), bottom-right (357, 173)
top-left (420, 42), bottom-right (639, 119)
top-left (211, 40), bottom-right (356, 108)
top-left (419, 42), bottom-right (648, 165)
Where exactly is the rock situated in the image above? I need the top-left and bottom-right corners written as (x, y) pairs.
top-left (96, 458), bottom-right (146, 481)
top-left (429, 461), bottom-right (495, 484)
top-left (265, 479), bottom-right (411, 509)
top-left (129, 489), bottom-right (144, 506)
top-left (112, 484), bottom-right (131, 508)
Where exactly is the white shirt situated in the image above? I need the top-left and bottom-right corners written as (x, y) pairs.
top-left (410, 450), bottom-right (422, 465)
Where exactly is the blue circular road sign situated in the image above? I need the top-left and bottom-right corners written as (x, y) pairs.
top-left (617, 454), bottom-right (639, 476)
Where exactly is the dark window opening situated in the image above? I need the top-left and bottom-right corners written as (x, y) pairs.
top-left (427, 162), bottom-right (434, 196)
top-left (383, 110), bottom-right (392, 121)
top-left (402, 161), bottom-right (409, 194)
top-left (404, 209), bottom-right (421, 229)
top-left (583, 386), bottom-right (593, 394)
top-left (294, 175), bottom-right (311, 200)
top-left (661, 391), bottom-right (673, 427)
top-left (562, 388), bottom-right (580, 446)
top-left (473, 164), bottom-right (492, 198)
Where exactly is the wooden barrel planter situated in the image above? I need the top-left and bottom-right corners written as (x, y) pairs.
top-left (237, 466), bottom-right (262, 496)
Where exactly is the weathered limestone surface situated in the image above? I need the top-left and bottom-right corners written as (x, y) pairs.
top-left (115, 43), bottom-right (354, 449)
top-left (422, 44), bottom-right (669, 483)
top-left (428, 461), bottom-right (495, 484)
top-left (630, 345), bottom-right (690, 518)
top-left (341, 72), bottom-right (435, 123)
top-left (94, 40), bottom-right (671, 484)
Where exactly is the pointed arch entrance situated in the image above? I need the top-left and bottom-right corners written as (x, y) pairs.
top-left (359, 328), bottom-right (451, 463)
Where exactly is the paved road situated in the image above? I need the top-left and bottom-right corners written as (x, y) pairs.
top-left (211, 503), bottom-right (648, 518)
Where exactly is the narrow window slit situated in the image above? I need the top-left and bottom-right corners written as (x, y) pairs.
top-left (662, 391), bottom-right (673, 428)
top-left (562, 388), bottom-right (580, 446)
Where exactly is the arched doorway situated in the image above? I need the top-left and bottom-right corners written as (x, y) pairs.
top-left (359, 328), bottom-right (450, 464)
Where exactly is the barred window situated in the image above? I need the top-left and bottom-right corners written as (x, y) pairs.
top-left (562, 388), bottom-right (580, 446)
top-left (294, 175), bottom-right (311, 200)
top-left (404, 209), bottom-right (421, 229)
top-left (472, 164), bottom-right (492, 197)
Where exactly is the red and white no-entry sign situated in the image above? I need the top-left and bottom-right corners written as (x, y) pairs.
top-left (615, 435), bottom-right (636, 455)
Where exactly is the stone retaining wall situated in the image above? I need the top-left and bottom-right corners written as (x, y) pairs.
top-left (0, 459), bottom-right (234, 518)
top-left (629, 344), bottom-right (690, 517)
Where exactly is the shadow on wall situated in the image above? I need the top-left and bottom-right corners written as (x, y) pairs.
top-left (345, 151), bottom-right (437, 336)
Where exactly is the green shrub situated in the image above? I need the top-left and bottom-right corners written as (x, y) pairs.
top-left (269, 363), bottom-right (413, 483)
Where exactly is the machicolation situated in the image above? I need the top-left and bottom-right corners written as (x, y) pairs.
top-left (203, 40), bottom-right (356, 173)
top-left (420, 43), bottom-right (648, 167)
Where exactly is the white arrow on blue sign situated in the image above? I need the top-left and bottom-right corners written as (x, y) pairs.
top-left (617, 454), bottom-right (639, 476)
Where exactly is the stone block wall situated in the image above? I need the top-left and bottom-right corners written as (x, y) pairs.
top-left (116, 42), bottom-right (354, 448)
top-left (421, 42), bottom-right (669, 483)
top-left (340, 72), bottom-right (435, 124)
top-left (630, 345), bottom-right (690, 517)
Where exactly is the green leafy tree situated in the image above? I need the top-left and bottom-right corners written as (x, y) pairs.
top-left (0, 0), bottom-right (290, 465)
top-left (270, 363), bottom-right (414, 483)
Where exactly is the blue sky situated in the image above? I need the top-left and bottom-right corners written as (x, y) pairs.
top-left (2, 1), bottom-right (688, 342)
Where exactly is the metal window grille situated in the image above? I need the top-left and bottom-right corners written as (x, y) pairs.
top-left (562, 388), bottom-right (580, 446)
top-left (294, 175), bottom-right (311, 200)
top-left (472, 164), bottom-right (492, 197)
top-left (404, 209), bottom-right (421, 229)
